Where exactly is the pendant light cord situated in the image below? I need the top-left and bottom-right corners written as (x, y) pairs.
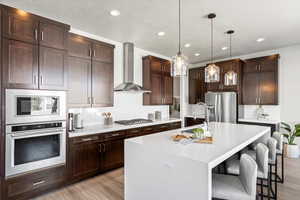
top-left (178, 0), bottom-right (181, 54)
top-left (230, 33), bottom-right (232, 58)
top-left (211, 17), bottom-right (213, 63)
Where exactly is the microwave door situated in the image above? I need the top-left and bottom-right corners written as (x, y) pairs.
top-left (17, 97), bottom-right (32, 115)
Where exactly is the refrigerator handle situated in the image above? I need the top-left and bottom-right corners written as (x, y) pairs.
top-left (214, 96), bottom-right (218, 122)
top-left (218, 94), bottom-right (222, 122)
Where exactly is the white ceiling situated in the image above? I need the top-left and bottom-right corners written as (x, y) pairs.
top-left (1, 0), bottom-right (300, 63)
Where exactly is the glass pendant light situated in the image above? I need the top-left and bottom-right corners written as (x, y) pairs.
top-left (171, 0), bottom-right (188, 77)
top-left (224, 30), bottom-right (238, 86)
top-left (205, 13), bottom-right (220, 83)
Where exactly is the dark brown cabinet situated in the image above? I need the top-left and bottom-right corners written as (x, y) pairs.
top-left (242, 54), bottom-right (279, 105)
top-left (39, 21), bottom-right (66, 50)
top-left (67, 33), bottom-right (114, 108)
top-left (2, 8), bottom-right (39, 44)
top-left (39, 47), bottom-right (67, 90)
top-left (2, 39), bottom-right (39, 89)
top-left (69, 122), bottom-right (181, 181)
top-left (1, 6), bottom-right (70, 90)
top-left (188, 67), bottom-right (206, 104)
top-left (67, 57), bottom-right (91, 107)
top-left (143, 56), bottom-right (173, 105)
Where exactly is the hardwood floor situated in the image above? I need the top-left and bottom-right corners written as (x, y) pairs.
top-left (34, 158), bottom-right (300, 200)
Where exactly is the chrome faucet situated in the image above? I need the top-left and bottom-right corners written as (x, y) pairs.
top-left (197, 102), bottom-right (215, 126)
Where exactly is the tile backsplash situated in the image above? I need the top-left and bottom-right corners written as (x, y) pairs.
top-left (69, 93), bottom-right (170, 126)
top-left (239, 105), bottom-right (281, 120)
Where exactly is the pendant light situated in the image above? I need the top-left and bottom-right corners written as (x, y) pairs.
top-left (171, 0), bottom-right (188, 77)
top-left (205, 13), bottom-right (220, 83)
top-left (224, 30), bottom-right (237, 86)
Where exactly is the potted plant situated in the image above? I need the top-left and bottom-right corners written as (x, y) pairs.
top-left (281, 122), bottom-right (300, 158)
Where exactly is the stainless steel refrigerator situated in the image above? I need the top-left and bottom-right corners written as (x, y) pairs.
top-left (205, 92), bottom-right (238, 123)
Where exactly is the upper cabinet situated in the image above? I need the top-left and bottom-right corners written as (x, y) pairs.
top-left (188, 67), bottom-right (206, 104)
top-left (242, 54), bottom-right (279, 105)
top-left (143, 56), bottom-right (173, 105)
top-left (67, 33), bottom-right (114, 108)
top-left (1, 5), bottom-right (70, 90)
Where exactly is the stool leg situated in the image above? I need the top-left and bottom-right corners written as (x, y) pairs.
top-left (268, 166), bottom-right (271, 200)
top-left (281, 153), bottom-right (284, 183)
top-left (260, 178), bottom-right (263, 200)
top-left (275, 162), bottom-right (278, 199)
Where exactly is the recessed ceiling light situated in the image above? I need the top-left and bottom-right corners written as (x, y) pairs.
top-left (222, 46), bottom-right (228, 50)
top-left (110, 10), bottom-right (120, 16)
top-left (184, 43), bottom-right (191, 48)
top-left (157, 32), bottom-right (165, 36)
top-left (256, 38), bottom-right (265, 42)
top-left (194, 53), bottom-right (200, 57)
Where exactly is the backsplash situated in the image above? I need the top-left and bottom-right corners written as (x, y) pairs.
top-left (239, 105), bottom-right (281, 120)
top-left (69, 92), bottom-right (170, 126)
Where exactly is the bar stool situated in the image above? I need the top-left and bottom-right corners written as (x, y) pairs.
top-left (267, 137), bottom-right (278, 200)
top-left (272, 132), bottom-right (284, 183)
top-left (212, 154), bottom-right (257, 200)
top-left (226, 143), bottom-right (270, 200)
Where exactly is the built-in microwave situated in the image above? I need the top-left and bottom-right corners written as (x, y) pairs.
top-left (6, 89), bottom-right (66, 124)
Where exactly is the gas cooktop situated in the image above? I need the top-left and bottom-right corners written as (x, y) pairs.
top-left (115, 118), bottom-right (153, 126)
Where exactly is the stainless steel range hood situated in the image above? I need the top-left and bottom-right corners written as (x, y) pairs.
top-left (114, 42), bottom-right (151, 93)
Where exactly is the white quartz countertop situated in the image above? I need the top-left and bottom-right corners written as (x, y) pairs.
top-left (238, 118), bottom-right (280, 124)
top-left (126, 122), bottom-right (270, 168)
top-left (68, 118), bottom-right (182, 138)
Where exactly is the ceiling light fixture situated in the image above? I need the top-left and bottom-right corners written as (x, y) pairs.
top-left (256, 38), bottom-right (265, 42)
top-left (222, 46), bottom-right (228, 50)
top-left (195, 53), bottom-right (200, 57)
top-left (224, 30), bottom-right (237, 86)
top-left (110, 10), bottom-right (120, 16)
top-left (171, 0), bottom-right (188, 77)
top-left (157, 32), bottom-right (165, 36)
top-left (184, 43), bottom-right (191, 48)
top-left (205, 13), bottom-right (220, 83)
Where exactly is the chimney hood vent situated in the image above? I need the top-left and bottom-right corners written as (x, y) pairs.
top-left (114, 42), bottom-right (151, 93)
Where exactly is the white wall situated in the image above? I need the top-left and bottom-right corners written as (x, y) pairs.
top-left (69, 28), bottom-right (171, 126)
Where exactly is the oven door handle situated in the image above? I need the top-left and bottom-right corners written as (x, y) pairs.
top-left (10, 130), bottom-right (65, 139)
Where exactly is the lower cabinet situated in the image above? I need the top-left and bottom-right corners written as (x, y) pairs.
top-left (69, 121), bottom-right (182, 181)
top-left (185, 117), bottom-right (205, 127)
top-left (3, 165), bottom-right (65, 200)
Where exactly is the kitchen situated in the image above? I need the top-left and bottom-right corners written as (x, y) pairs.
top-left (0, 0), bottom-right (300, 200)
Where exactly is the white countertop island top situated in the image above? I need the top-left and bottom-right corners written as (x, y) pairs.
top-left (238, 118), bottom-right (280, 124)
top-left (69, 118), bottom-right (181, 138)
top-left (124, 122), bottom-right (270, 200)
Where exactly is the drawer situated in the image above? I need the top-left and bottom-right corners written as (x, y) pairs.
top-left (103, 131), bottom-right (126, 140)
top-left (71, 135), bottom-right (101, 144)
top-left (155, 123), bottom-right (170, 132)
top-left (142, 126), bottom-right (155, 134)
top-left (5, 165), bottom-right (65, 199)
top-left (126, 128), bottom-right (142, 138)
top-left (169, 122), bottom-right (182, 130)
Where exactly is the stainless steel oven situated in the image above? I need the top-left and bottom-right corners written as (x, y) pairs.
top-left (6, 89), bottom-right (66, 124)
top-left (5, 121), bottom-right (66, 177)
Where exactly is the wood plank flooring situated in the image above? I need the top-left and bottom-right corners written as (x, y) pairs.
top-left (34, 158), bottom-right (300, 200)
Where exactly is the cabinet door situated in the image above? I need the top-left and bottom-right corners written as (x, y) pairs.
top-left (68, 33), bottom-right (92, 59)
top-left (92, 42), bottom-right (114, 63)
top-left (242, 72), bottom-right (260, 105)
top-left (71, 142), bottom-right (101, 178)
top-left (150, 73), bottom-right (163, 105)
top-left (259, 72), bottom-right (278, 105)
top-left (39, 22), bottom-right (66, 49)
top-left (163, 75), bottom-right (173, 105)
top-left (3, 39), bottom-right (39, 89)
top-left (101, 139), bottom-right (124, 171)
top-left (39, 47), bottom-right (67, 90)
top-left (3, 11), bottom-right (39, 44)
top-left (67, 56), bottom-right (91, 107)
top-left (91, 61), bottom-right (114, 107)
top-left (258, 55), bottom-right (278, 72)
top-left (189, 68), bottom-right (205, 104)
top-left (244, 58), bottom-right (259, 73)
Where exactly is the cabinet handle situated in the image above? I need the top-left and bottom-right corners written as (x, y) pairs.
top-left (40, 76), bottom-right (43, 85)
top-left (99, 144), bottom-right (102, 152)
top-left (111, 133), bottom-right (120, 137)
top-left (93, 50), bottom-right (96, 57)
top-left (41, 31), bottom-right (44, 41)
top-left (81, 138), bottom-right (93, 142)
top-left (103, 144), bottom-right (106, 152)
top-left (34, 29), bottom-right (38, 40)
top-left (33, 180), bottom-right (45, 187)
top-left (259, 65), bottom-right (261, 71)
top-left (33, 75), bottom-right (37, 84)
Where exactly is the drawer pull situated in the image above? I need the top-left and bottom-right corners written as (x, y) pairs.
top-left (111, 133), bottom-right (120, 137)
top-left (33, 180), bottom-right (45, 186)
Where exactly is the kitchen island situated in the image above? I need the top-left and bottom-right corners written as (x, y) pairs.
top-left (124, 122), bottom-right (270, 200)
